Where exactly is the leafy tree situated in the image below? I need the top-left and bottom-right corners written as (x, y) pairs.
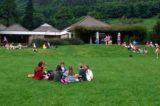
top-left (0, 0), bottom-right (16, 26)
top-left (22, 0), bottom-right (34, 30)
top-left (87, 11), bottom-right (101, 19)
top-left (2, 0), bottom-right (160, 29)
top-left (53, 7), bottom-right (74, 29)
top-left (152, 20), bottom-right (160, 42)
top-left (33, 12), bottom-right (45, 28)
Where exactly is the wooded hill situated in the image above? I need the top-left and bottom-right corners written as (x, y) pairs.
top-left (0, 0), bottom-right (160, 29)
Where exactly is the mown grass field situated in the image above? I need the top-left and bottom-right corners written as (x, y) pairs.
top-left (0, 45), bottom-right (160, 106)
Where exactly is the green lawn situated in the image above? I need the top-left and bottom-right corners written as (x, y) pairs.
top-left (0, 45), bottom-right (160, 106)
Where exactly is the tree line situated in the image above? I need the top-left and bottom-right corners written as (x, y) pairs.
top-left (0, 0), bottom-right (160, 33)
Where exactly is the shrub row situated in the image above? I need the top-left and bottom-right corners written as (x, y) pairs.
top-left (31, 38), bottom-right (84, 47)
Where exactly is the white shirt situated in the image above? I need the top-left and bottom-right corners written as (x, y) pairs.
top-left (86, 69), bottom-right (93, 81)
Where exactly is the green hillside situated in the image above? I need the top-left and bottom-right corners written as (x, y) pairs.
top-left (108, 18), bottom-right (157, 32)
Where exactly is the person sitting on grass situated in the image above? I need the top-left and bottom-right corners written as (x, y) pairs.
top-left (85, 65), bottom-right (94, 81)
top-left (33, 61), bottom-right (46, 80)
top-left (60, 62), bottom-right (67, 73)
top-left (5, 43), bottom-right (10, 49)
top-left (17, 43), bottom-right (22, 49)
top-left (155, 43), bottom-right (159, 48)
top-left (149, 41), bottom-right (154, 47)
top-left (138, 48), bottom-right (143, 54)
top-left (67, 66), bottom-right (79, 82)
top-left (54, 65), bottom-right (63, 82)
top-left (146, 41), bottom-right (150, 47)
top-left (78, 64), bottom-right (87, 81)
top-left (143, 48), bottom-right (148, 54)
top-left (61, 66), bottom-right (79, 84)
top-left (43, 44), bottom-right (47, 49)
top-left (122, 42), bottom-right (128, 48)
top-left (60, 62), bottom-right (68, 79)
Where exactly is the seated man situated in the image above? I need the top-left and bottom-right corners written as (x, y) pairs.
top-left (78, 64), bottom-right (87, 81)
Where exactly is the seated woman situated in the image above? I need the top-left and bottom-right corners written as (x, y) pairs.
top-left (61, 66), bottom-right (79, 84)
top-left (43, 44), bottom-right (47, 49)
top-left (54, 65), bottom-right (63, 82)
top-left (33, 61), bottom-right (45, 80)
top-left (85, 65), bottom-right (94, 81)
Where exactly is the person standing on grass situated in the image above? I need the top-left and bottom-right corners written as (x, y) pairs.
top-left (33, 43), bottom-right (37, 52)
top-left (47, 42), bottom-right (51, 48)
top-left (78, 64), bottom-right (87, 81)
top-left (105, 35), bottom-right (109, 45)
top-left (33, 61), bottom-right (45, 80)
top-left (85, 65), bottom-right (94, 81)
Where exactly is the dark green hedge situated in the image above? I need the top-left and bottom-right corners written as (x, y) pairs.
top-left (31, 38), bottom-right (84, 47)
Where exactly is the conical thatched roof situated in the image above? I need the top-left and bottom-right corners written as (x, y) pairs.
top-left (33, 23), bottom-right (60, 32)
top-left (4, 24), bottom-right (29, 31)
top-left (0, 24), bottom-right (7, 31)
top-left (73, 16), bottom-right (110, 27)
top-left (63, 16), bottom-right (110, 31)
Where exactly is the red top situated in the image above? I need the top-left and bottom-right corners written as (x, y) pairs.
top-left (33, 67), bottom-right (44, 80)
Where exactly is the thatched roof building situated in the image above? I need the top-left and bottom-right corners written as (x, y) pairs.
top-left (0, 24), bottom-right (7, 31)
top-left (4, 24), bottom-right (29, 32)
top-left (33, 23), bottom-right (60, 32)
top-left (63, 16), bottom-right (110, 32)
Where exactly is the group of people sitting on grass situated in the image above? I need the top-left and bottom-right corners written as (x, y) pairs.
top-left (28, 61), bottom-right (94, 84)
top-left (32, 42), bottom-right (57, 52)
top-left (122, 41), bottom-right (148, 54)
top-left (3, 43), bottom-right (27, 49)
top-left (146, 41), bottom-right (159, 48)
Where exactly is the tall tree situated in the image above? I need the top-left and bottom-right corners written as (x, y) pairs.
top-left (22, 0), bottom-right (34, 30)
top-left (152, 20), bottom-right (160, 42)
top-left (1, 0), bottom-right (16, 26)
top-left (53, 7), bottom-right (73, 29)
